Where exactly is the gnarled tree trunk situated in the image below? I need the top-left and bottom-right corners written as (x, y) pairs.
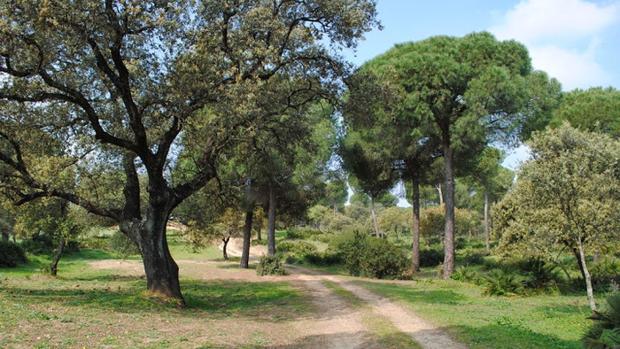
top-left (442, 140), bottom-right (455, 278)
top-left (267, 185), bottom-right (276, 256)
top-left (411, 174), bottom-right (421, 272)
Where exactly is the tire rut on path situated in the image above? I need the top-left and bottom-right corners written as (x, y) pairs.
top-left (287, 265), bottom-right (468, 349)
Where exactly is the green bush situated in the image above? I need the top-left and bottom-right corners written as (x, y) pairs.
top-left (583, 293), bottom-right (620, 349)
top-left (277, 240), bottom-right (318, 258)
top-left (329, 231), bottom-right (368, 276)
top-left (0, 241), bottom-right (27, 267)
top-left (256, 255), bottom-right (286, 276)
top-left (285, 227), bottom-right (322, 240)
top-left (419, 247), bottom-right (444, 267)
top-left (591, 258), bottom-right (620, 291)
top-left (359, 238), bottom-right (408, 279)
top-left (451, 266), bottom-right (482, 284)
top-left (20, 232), bottom-right (54, 254)
top-left (303, 251), bottom-right (342, 266)
top-left (109, 231), bottom-right (140, 258)
top-left (515, 258), bottom-right (559, 291)
top-left (482, 269), bottom-right (526, 296)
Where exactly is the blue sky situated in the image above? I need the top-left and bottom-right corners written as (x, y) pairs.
top-left (340, 0), bottom-right (620, 204)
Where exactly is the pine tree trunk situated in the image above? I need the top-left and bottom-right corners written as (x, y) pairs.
top-left (267, 185), bottom-right (276, 256)
top-left (577, 237), bottom-right (597, 311)
top-left (484, 191), bottom-right (490, 252)
top-left (240, 209), bottom-right (254, 269)
top-left (49, 237), bottom-right (65, 276)
top-left (222, 236), bottom-right (230, 260)
top-left (369, 197), bottom-right (380, 237)
top-left (411, 174), bottom-right (421, 272)
top-left (442, 140), bottom-right (456, 278)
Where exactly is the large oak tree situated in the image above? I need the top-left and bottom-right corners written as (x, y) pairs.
top-left (0, 0), bottom-right (378, 304)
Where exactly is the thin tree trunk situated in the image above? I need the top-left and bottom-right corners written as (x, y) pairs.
top-left (411, 174), bottom-right (421, 272)
top-left (222, 236), bottom-right (230, 260)
top-left (49, 237), bottom-right (66, 276)
top-left (436, 184), bottom-right (444, 205)
top-left (256, 222), bottom-right (262, 241)
top-left (267, 185), bottom-right (276, 256)
top-left (577, 237), bottom-right (596, 311)
top-left (442, 140), bottom-right (456, 278)
top-left (572, 247), bottom-right (587, 282)
top-left (369, 197), bottom-right (380, 237)
top-left (240, 209), bottom-right (254, 269)
top-left (1, 231), bottom-right (8, 242)
top-left (484, 190), bottom-right (490, 252)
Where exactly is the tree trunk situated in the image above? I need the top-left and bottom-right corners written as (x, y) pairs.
top-left (222, 236), bottom-right (230, 260)
top-left (577, 237), bottom-right (597, 311)
top-left (436, 184), bottom-right (444, 205)
top-left (442, 140), bottom-right (456, 278)
top-left (267, 185), bottom-right (276, 256)
top-left (49, 237), bottom-right (66, 276)
top-left (369, 197), bottom-right (380, 237)
top-left (240, 209), bottom-right (254, 269)
top-left (135, 208), bottom-right (184, 306)
top-left (1, 230), bottom-right (8, 242)
top-left (572, 247), bottom-right (587, 282)
top-left (484, 190), bottom-right (490, 252)
top-left (411, 174), bottom-right (421, 272)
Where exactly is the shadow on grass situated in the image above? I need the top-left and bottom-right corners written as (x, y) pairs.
top-left (355, 281), bottom-right (467, 305)
top-left (1, 279), bottom-right (310, 320)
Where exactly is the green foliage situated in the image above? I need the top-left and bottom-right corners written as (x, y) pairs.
top-left (0, 240), bottom-right (26, 267)
top-left (482, 269), bottom-right (526, 296)
top-left (419, 247), bottom-right (445, 267)
top-left (451, 266), bottom-right (482, 284)
top-left (20, 232), bottom-right (55, 254)
top-left (329, 231), bottom-right (408, 279)
top-left (256, 255), bottom-right (286, 276)
top-left (583, 293), bottom-right (620, 349)
top-left (277, 240), bottom-right (318, 258)
top-left (420, 205), bottom-right (482, 239)
top-left (302, 251), bottom-right (342, 266)
top-left (285, 227), bottom-right (322, 240)
top-left (108, 232), bottom-right (140, 258)
top-left (551, 87), bottom-right (620, 137)
top-left (359, 238), bottom-right (408, 279)
top-left (591, 259), bottom-right (620, 291)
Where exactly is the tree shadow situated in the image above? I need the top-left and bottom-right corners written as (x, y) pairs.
top-left (1, 279), bottom-right (314, 321)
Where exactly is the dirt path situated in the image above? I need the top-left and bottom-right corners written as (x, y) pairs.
top-left (286, 266), bottom-right (468, 349)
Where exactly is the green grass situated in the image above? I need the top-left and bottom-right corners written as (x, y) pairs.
top-left (357, 278), bottom-right (592, 349)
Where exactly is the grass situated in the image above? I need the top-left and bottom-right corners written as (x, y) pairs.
top-left (0, 249), bottom-right (312, 349)
top-left (357, 277), bottom-right (592, 349)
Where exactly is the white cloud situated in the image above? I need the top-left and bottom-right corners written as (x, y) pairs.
top-left (490, 0), bottom-right (619, 90)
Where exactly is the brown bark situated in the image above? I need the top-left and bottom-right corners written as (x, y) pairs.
top-left (240, 209), bottom-right (253, 269)
top-left (484, 191), bottom-right (490, 252)
top-left (369, 197), bottom-right (380, 237)
top-left (49, 237), bottom-right (65, 276)
top-left (442, 140), bottom-right (455, 278)
top-left (222, 236), bottom-right (230, 260)
top-left (267, 185), bottom-right (276, 256)
top-left (411, 174), bottom-right (421, 272)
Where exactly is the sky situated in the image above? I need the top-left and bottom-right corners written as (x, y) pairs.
top-left (340, 0), bottom-right (620, 205)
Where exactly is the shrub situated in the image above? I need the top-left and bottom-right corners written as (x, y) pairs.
top-left (482, 269), bottom-right (526, 296)
top-left (583, 293), bottom-right (620, 349)
top-left (303, 251), bottom-right (342, 266)
top-left (285, 227), bottom-right (322, 240)
top-left (515, 258), bottom-right (559, 291)
top-left (329, 231), bottom-right (368, 276)
top-left (591, 258), bottom-right (620, 291)
top-left (20, 232), bottom-right (54, 254)
top-left (256, 255), bottom-right (286, 276)
top-left (451, 266), bottom-right (482, 284)
top-left (419, 247), bottom-right (444, 267)
top-left (277, 240), bottom-right (318, 258)
top-left (359, 238), bottom-right (408, 279)
top-left (109, 231), bottom-right (140, 258)
top-left (0, 241), bottom-right (27, 267)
